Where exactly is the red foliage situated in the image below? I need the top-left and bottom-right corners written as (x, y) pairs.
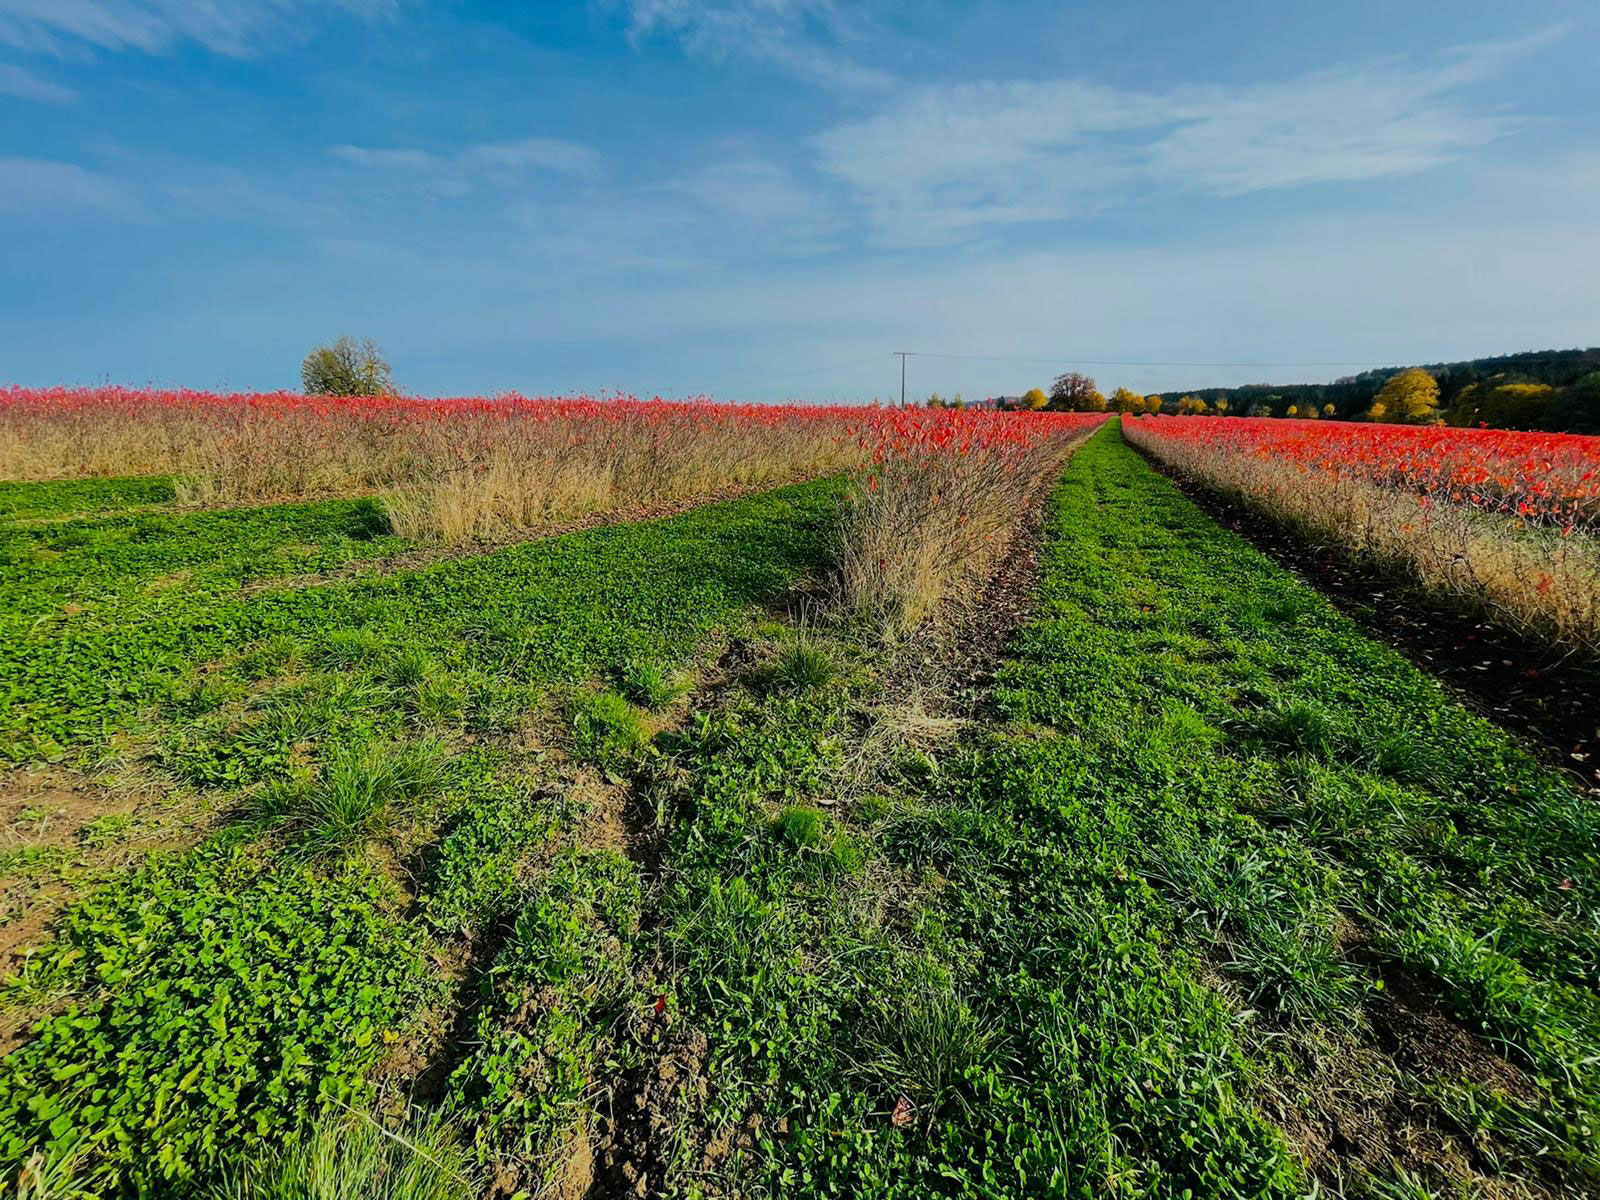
top-left (1124, 415), bottom-right (1600, 532)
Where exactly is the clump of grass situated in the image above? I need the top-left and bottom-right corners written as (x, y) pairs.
top-left (384, 647), bottom-right (434, 689)
top-left (6, 1141), bottom-right (101, 1200)
top-left (209, 1107), bottom-right (477, 1200)
top-left (1365, 730), bottom-right (1443, 783)
top-left (411, 672), bottom-right (464, 727)
top-left (1252, 698), bottom-right (1339, 760)
top-left (617, 657), bottom-right (685, 710)
top-left (275, 740), bottom-right (446, 858)
top-left (852, 964), bottom-right (994, 1131)
top-left (775, 635), bottom-right (836, 691)
top-left (772, 803), bottom-right (828, 849)
top-left (571, 689), bottom-right (649, 772)
top-left (239, 636), bottom-right (303, 681)
top-left (317, 627), bottom-right (388, 669)
top-left (170, 672), bottom-right (249, 717)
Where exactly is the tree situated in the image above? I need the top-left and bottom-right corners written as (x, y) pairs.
top-left (302, 336), bottom-right (395, 396)
top-left (951, 393), bottom-right (965, 410)
top-left (1144, 394), bottom-right (1164, 414)
top-left (1367, 368), bottom-right (1439, 424)
top-left (1213, 398), bottom-right (1229, 415)
top-left (1048, 371), bottom-right (1101, 411)
top-left (1021, 387), bottom-right (1049, 410)
top-left (1176, 395), bottom-right (1207, 415)
top-left (1109, 386), bottom-right (1145, 413)
top-left (926, 392), bottom-right (946, 408)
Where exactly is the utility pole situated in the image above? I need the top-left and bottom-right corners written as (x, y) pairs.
top-left (895, 351), bottom-right (907, 408)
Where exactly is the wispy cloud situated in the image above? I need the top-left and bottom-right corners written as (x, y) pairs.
top-left (460, 138), bottom-right (602, 178)
top-left (663, 156), bottom-right (842, 252)
top-left (0, 156), bottom-right (138, 218)
top-left (329, 136), bottom-right (602, 194)
top-left (0, 60), bottom-right (75, 101)
top-left (622, 0), bottom-right (893, 95)
top-left (0, 0), bottom-right (392, 58)
top-left (809, 28), bottom-right (1563, 246)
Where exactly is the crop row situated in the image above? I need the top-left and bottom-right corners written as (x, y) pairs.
top-left (1, 388), bottom-right (1094, 543)
top-left (1124, 414), bottom-right (1600, 653)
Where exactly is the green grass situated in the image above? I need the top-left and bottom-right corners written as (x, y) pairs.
top-left (0, 840), bottom-right (431, 1194)
top-left (208, 1109), bottom-right (478, 1200)
top-left (2, 477), bottom-right (841, 762)
top-left (0, 474), bottom-right (175, 521)
top-left (557, 423), bottom-right (1598, 1198)
top-left (0, 476), bottom-right (843, 1194)
top-left (7, 434), bottom-right (1597, 1197)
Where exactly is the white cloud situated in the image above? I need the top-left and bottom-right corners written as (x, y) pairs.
top-left (622, 0), bottom-right (892, 95)
top-left (460, 138), bottom-right (602, 179)
top-left (663, 156), bottom-right (841, 252)
top-left (809, 29), bottom-right (1562, 246)
top-left (0, 156), bottom-right (138, 217)
top-left (0, 60), bottom-right (75, 100)
top-left (329, 144), bottom-right (441, 172)
top-left (328, 138), bottom-right (599, 203)
top-left (330, 137), bottom-right (601, 193)
top-left (0, 0), bottom-right (392, 58)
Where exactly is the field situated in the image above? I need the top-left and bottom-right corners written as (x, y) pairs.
top-left (2, 394), bottom-right (1598, 1200)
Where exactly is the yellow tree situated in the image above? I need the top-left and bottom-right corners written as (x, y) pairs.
top-left (1021, 387), bottom-right (1048, 410)
top-left (1144, 394), bottom-right (1163, 413)
top-left (1367, 369), bottom-right (1439, 424)
top-left (1109, 386), bottom-right (1145, 413)
top-left (1176, 395), bottom-right (1207, 415)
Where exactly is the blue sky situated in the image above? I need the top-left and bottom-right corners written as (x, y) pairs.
top-left (2, 0), bottom-right (1597, 401)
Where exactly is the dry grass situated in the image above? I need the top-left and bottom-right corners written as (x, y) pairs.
top-left (1128, 427), bottom-right (1600, 654)
top-left (835, 417), bottom-right (1100, 636)
top-left (381, 412), bottom-right (853, 541)
top-left (0, 389), bottom-right (866, 539)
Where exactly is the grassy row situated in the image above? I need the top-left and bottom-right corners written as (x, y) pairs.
top-left (2, 478), bottom-right (841, 762)
top-left (0, 478), bottom-right (841, 1194)
top-left (601, 599), bottom-right (1300, 1197)
top-left (0, 475), bottom-right (175, 521)
top-left (1017, 427), bottom-right (1598, 1180)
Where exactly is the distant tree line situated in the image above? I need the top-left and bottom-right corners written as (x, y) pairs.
top-left (1138, 347), bottom-right (1600, 432)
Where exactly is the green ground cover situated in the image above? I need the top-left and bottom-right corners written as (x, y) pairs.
top-left (5, 430), bottom-right (1597, 1199)
top-left (0, 478), bottom-right (841, 1194)
top-left (560, 423), bottom-right (1596, 1199)
top-left (1, 480), bottom-right (840, 762)
top-left (0, 475), bottom-right (176, 521)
